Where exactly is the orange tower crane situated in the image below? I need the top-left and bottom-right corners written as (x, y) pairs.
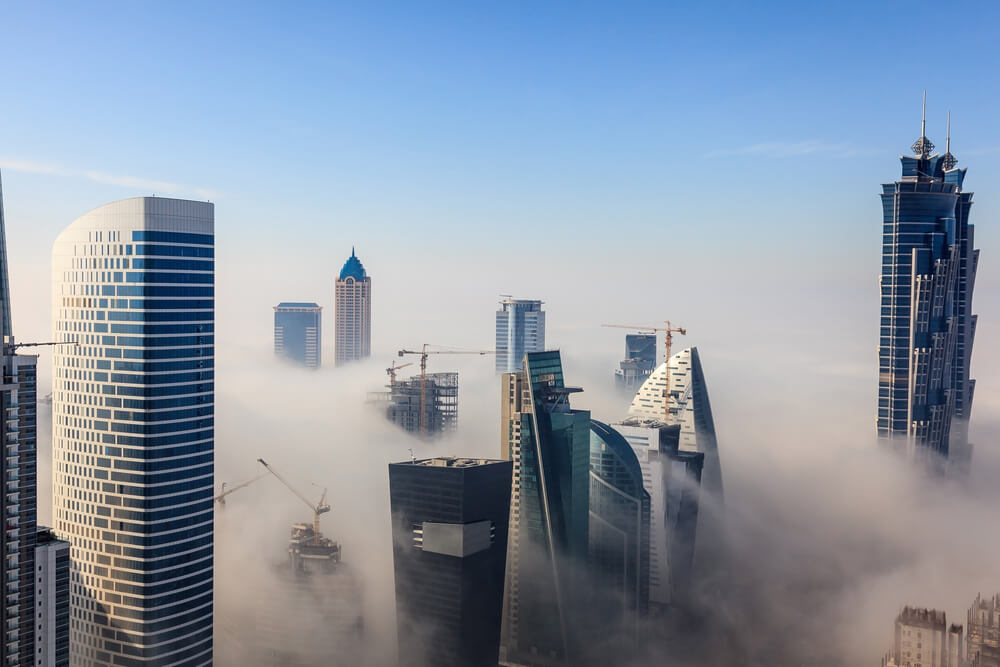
top-left (602, 321), bottom-right (686, 423)
top-left (397, 345), bottom-right (496, 437)
top-left (386, 361), bottom-right (414, 388)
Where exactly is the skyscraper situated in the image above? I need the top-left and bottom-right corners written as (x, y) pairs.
top-left (36, 527), bottom-right (71, 667)
top-left (1, 172), bottom-right (42, 665)
top-left (628, 347), bottom-right (722, 500)
top-left (52, 197), bottom-right (215, 666)
top-left (389, 457), bottom-right (512, 667)
top-left (614, 334), bottom-right (656, 392)
top-left (495, 298), bottom-right (545, 373)
top-left (877, 100), bottom-right (978, 460)
top-left (888, 606), bottom-right (965, 667)
top-left (587, 420), bottom-right (650, 652)
top-left (613, 419), bottom-right (703, 609)
top-left (500, 350), bottom-right (590, 666)
top-left (334, 248), bottom-right (371, 365)
top-left (274, 302), bottom-right (322, 368)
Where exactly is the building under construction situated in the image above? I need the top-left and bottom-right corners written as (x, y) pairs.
top-left (371, 372), bottom-right (459, 436)
top-left (968, 594), bottom-right (1000, 667)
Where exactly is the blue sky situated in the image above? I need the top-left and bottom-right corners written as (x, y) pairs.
top-left (2, 1), bottom-right (1000, 402)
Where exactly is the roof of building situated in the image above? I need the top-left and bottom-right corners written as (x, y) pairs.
top-left (398, 457), bottom-right (507, 468)
top-left (275, 302), bottom-right (321, 310)
top-left (338, 247), bottom-right (368, 281)
top-left (897, 606), bottom-right (947, 630)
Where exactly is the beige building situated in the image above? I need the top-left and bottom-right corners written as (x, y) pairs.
top-left (889, 606), bottom-right (965, 667)
top-left (334, 248), bottom-right (371, 365)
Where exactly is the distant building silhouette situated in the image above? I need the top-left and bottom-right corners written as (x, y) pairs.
top-left (389, 457), bottom-right (512, 667)
top-left (274, 302), bottom-right (322, 368)
top-left (495, 298), bottom-right (544, 373)
top-left (614, 334), bottom-right (656, 392)
top-left (877, 102), bottom-right (978, 462)
top-left (334, 248), bottom-right (371, 365)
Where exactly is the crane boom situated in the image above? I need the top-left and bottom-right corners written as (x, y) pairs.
top-left (214, 471), bottom-right (265, 506)
top-left (397, 345), bottom-right (496, 437)
top-left (257, 458), bottom-right (330, 540)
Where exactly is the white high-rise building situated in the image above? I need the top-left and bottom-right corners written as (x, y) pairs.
top-left (52, 197), bottom-right (214, 666)
top-left (334, 248), bottom-right (371, 366)
top-left (628, 347), bottom-right (722, 499)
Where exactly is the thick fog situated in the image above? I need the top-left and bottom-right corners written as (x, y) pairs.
top-left (7, 171), bottom-right (998, 665)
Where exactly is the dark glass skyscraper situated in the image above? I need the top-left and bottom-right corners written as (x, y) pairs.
top-left (877, 102), bottom-right (978, 460)
top-left (388, 457), bottom-right (512, 667)
top-left (500, 350), bottom-right (590, 666)
top-left (1, 171), bottom-right (41, 665)
top-left (273, 302), bottom-right (322, 368)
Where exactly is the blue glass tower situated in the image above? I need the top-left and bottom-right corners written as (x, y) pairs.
top-left (274, 302), bottom-right (322, 368)
top-left (877, 102), bottom-right (978, 460)
top-left (495, 298), bottom-right (545, 373)
top-left (52, 197), bottom-right (215, 666)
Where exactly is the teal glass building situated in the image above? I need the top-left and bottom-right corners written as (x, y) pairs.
top-left (877, 109), bottom-right (978, 460)
top-left (500, 351), bottom-right (590, 666)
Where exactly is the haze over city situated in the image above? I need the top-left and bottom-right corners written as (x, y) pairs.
top-left (1, 2), bottom-right (1000, 666)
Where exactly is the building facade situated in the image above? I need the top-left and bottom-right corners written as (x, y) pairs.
top-left (1, 171), bottom-right (42, 665)
top-left (378, 372), bottom-right (459, 437)
top-left (500, 351), bottom-right (590, 666)
top-left (614, 334), bottom-right (656, 392)
top-left (389, 457), bottom-right (512, 667)
top-left (334, 248), bottom-right (371, 365)
top-left (613, 418), bottom-right (703, 609)
top-left (274, 302), bottom-right (322, 368)
top-left (890, 606), bottom-right (965, 667)
top-left (495, 298), bottom-right (545, 373)
top-left (967, 594), bottom-right (1000, 667)
top-left (51, 197), bottom-right (215, 666)
top-left (587, 420), bottom-right (650, 652)
top-left (36, 528), bottom-right (71, 667)
top-left (877, 110), bottom-right (978, 461)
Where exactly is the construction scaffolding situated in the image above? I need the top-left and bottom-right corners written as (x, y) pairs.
top-left (370, 371), bottom-right (459, 437)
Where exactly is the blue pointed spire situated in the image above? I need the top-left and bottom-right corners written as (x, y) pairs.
top-left (339, 247), bottom-right (368, 281)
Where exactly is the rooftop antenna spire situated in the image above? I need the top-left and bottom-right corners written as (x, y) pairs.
top-left (942, 109), bottom-right (958, 170)
top-left (911, 90), bottom-right (935, 158)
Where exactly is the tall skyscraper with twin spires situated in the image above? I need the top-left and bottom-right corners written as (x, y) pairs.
top-left (877, 96), bottom-right (979, 461)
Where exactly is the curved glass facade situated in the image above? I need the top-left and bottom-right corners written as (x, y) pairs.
top-left (587, 420), bottom-right (649, 648)
top-left (51, 197), bottom-right (214, 666)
